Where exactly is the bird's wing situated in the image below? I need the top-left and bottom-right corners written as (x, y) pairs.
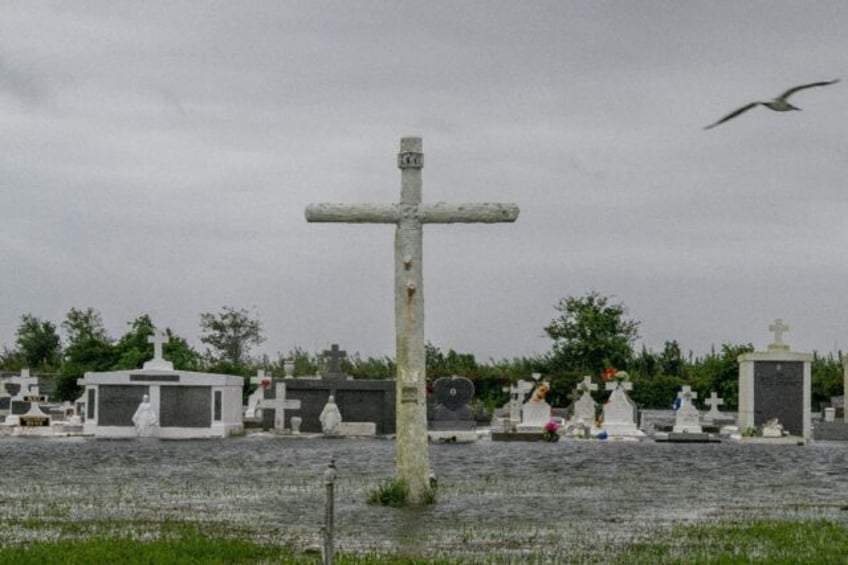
top-left (779, 79), bottom-right (840, 100)
top-left (704, 102), bottom-right (760, 130)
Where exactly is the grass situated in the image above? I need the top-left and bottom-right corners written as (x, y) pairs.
top-left (1, 518), bottom-right (847, 563)
top-left (366, 478), bottom-right (437, 507)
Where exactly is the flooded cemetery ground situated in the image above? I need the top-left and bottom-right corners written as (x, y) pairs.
top-left (3, 435), bottom-right (848, 562)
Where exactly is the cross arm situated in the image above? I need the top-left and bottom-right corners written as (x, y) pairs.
top-left (305, 203), bottom-right (400, 223)
top-left (419, 202), bottom-right (519, 223)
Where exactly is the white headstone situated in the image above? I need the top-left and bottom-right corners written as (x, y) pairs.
top-left (518, 380), bottom-right (551, 431)
top-left (602, 379), bottom-right (644, 438)
top-left (703, 391), bottom-right (725, 422)
top-left (571, 376), bottom-right (598, 426)
top-left (768, 318), bottom-right (790, 352)
top-left (143, 330), bottom-right (174, 371)
top-left (245, 370), bottom-right (272, 419)
top-left (673, 385), bottom-right (703, 433)
top-left (503, 380), bottom-right (534, 430)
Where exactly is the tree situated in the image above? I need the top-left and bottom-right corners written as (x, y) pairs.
top-left (112, 314), bottom-right (202, 370)
top-left (199, 306), bottom-right (265, 373)
top-left (658, 340), bottom-right (685, 377)
top-left (55, 307), bottom-right (116, 401)
top-left (544, 291), bottom-right (640, 374)
top-left (15, 314), bottom-right (62, 370)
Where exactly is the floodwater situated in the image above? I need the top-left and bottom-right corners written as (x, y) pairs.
top-left (2, 435), bottom-right (848, 559)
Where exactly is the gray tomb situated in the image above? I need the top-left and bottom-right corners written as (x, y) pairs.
top-left (279, 344), bottom-right (395, 434)
top-left (428, 376), bottom-right (475, 431)
top-left (737, 319), bottom-right (812, 439)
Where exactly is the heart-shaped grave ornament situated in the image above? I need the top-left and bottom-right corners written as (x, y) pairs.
top-left (433, 376), bottom-right (475, 412)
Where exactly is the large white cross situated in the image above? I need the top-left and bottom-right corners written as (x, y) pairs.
top-left (258, 382), bottom-right (302, 431)
top-left (677, 385), bottom-right (698, 405)
top-left (605, 380), bottom-right (633, 393)
top-left (306, 137), bottom-right (519, 502)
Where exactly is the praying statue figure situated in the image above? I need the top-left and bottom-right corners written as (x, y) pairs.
top-left (132, 394), bottom-right (158, 437)
top-left (319, 394), bottom-right (342, 435)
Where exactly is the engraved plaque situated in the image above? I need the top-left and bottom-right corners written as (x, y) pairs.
top-left (754, 361), bottom-right (803, 435)
top-left (401, 386), bottom-right (418, 404)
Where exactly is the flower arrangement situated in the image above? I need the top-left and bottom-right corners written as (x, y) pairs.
top-left (533, 382), bottom-right (550, 402)
top-left (542, 420), bottom-right (560, 442)
top-left (601, 368), bottom-right (630, 383)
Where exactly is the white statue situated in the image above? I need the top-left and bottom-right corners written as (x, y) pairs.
top-left (132, 394), bottom-right (158, 437)
top-left (319, 395), bottom-right (342, 435)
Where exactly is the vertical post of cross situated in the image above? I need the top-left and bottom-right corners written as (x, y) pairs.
top-left (395, 137), bottom-right (427, 503)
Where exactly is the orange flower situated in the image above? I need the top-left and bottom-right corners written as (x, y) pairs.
top-left (601, 367), bottom-right (617, 381)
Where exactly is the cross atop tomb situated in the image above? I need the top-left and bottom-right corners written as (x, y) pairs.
top-left (322, 344), bottom-right (347, 377)
top-left (252, 369), bottom-right (272, 390)
top-left (257, 382), bottom-right (302, 431)
top-left (143, 329), bottom-right (174, 371)
top-left (577, 376), bottom-right (598, 394)
top-left (306, 137), bottom-right (518, 503)
top-left (768, 318), bottom-right (790, 351)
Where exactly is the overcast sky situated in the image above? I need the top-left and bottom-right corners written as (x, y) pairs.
top-left (2, 2), bottom-right (846, 365)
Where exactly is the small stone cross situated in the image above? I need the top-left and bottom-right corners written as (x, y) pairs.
top-left (258, 382), bottom-right (302, 430)
top-left (704, 391), bottom-right (724, 420)
top-left (677, 385), bottom-right (697, 405)
top-left (768, 318), bottom-right (790, 351)
top-left (577, 376), bottom-right (598, 394)
top-left (252, 369), bottom-right (272, 390)
top-left (148, 330), bottom-right (168, 361)
top-left (322, 344), bottom-right (347, 376)
top-left (605, 380), bottom-right (633, 392)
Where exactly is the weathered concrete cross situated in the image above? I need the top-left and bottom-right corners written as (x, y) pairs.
top-left (677, 385), bottom-right (698, 405)
top-left (322, 344), bottom-right (347, 376)
top-left (148, 330), bottom-right (168, 362)
top-left (768, 318), bottom-right (790, 351)
top-left (306, 137), bottom-right (518, 503)
top-left (577, 376), bottom-right (598, 394)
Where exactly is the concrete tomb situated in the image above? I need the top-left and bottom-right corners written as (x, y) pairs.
top-left (502, 380), bottom-right (534, 432)
top-left (257, 381), bottom-right (302, 432)
top-left (77, 330), bottom-right (244, 438)
top-left (737, 319), bottom-right (811, 439)
top-left (517, 374), bottom-right (552, 431)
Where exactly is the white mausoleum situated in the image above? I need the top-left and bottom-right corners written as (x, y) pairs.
top-left (77, 332), bottom-right (243, 438)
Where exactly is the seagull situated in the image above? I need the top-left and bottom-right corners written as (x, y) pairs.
top-left (704, 79), bottom-right (839, 130)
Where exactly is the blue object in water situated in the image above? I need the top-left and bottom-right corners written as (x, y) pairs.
top-left (598, 430), bottom-right (608, 440)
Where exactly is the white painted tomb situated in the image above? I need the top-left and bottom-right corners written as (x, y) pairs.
top-left (672, 385), bottom-right (703, 433)
top-left (77, 331), bottom-right (244, 438)
top-left (601, 378), bottom-right (645, 438)
top-left (517, 376), bottom-right (552, 431)
top-left (737, 319), bottom-right (812, 439)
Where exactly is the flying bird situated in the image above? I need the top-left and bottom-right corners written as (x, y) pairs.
top-left (704, 79), bottom-right (839, 130)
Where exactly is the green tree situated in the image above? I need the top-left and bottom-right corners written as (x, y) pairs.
top-left (15, 314), bottom-right (62, 370)
top-left (544, 291), bottom-right (640, 374)
top-left (199, 306), bottom-right (265, 373)
top-left (55, 307), bottom-right (116, 401)
top-left (112, 315), bottom-right (202, 370)
top-left (658, 340), bottom-right (685, 377)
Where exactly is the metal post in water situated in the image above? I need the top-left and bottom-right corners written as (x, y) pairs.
top-left (322, 457), bottom-right (336, 565)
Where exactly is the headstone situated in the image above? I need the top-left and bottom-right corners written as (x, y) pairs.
top-left (306, 136), bottom-right (519, 502)
top-left (672, 386), bottom-right (702, 433)
top-left (290, 416), bottom-right (302, 434)
top-left (319, 395), bottom-right (343, 435)
top-left (245, 370), bottom-right (272, 419)
top-left (429, 376), bottom-right (475, 430)
top-left (570, 376), bottom-right (598, 426)
top-left (761, 418), bottom-right (785, 438)
top-left (502, 380), bottom-right (534, 431)
top-left (703, 391), bottom-right (725, 423)
top-left (257, 382), bottom-right (302, 431)
top-left (738, 320), bottom-right (812, 439)
top-left (131, 394), bottom-right (158, 437)
top-left (517, 378), bottom-right (551, 431)
top-left (601, 377), bottom-right (645, 438)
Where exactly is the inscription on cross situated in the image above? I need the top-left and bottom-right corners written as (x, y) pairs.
top-left (306, 137), bottom-right (518, 503)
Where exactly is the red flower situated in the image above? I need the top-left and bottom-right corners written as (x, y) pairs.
top-left (602, 367), bottom-right (617, 381)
